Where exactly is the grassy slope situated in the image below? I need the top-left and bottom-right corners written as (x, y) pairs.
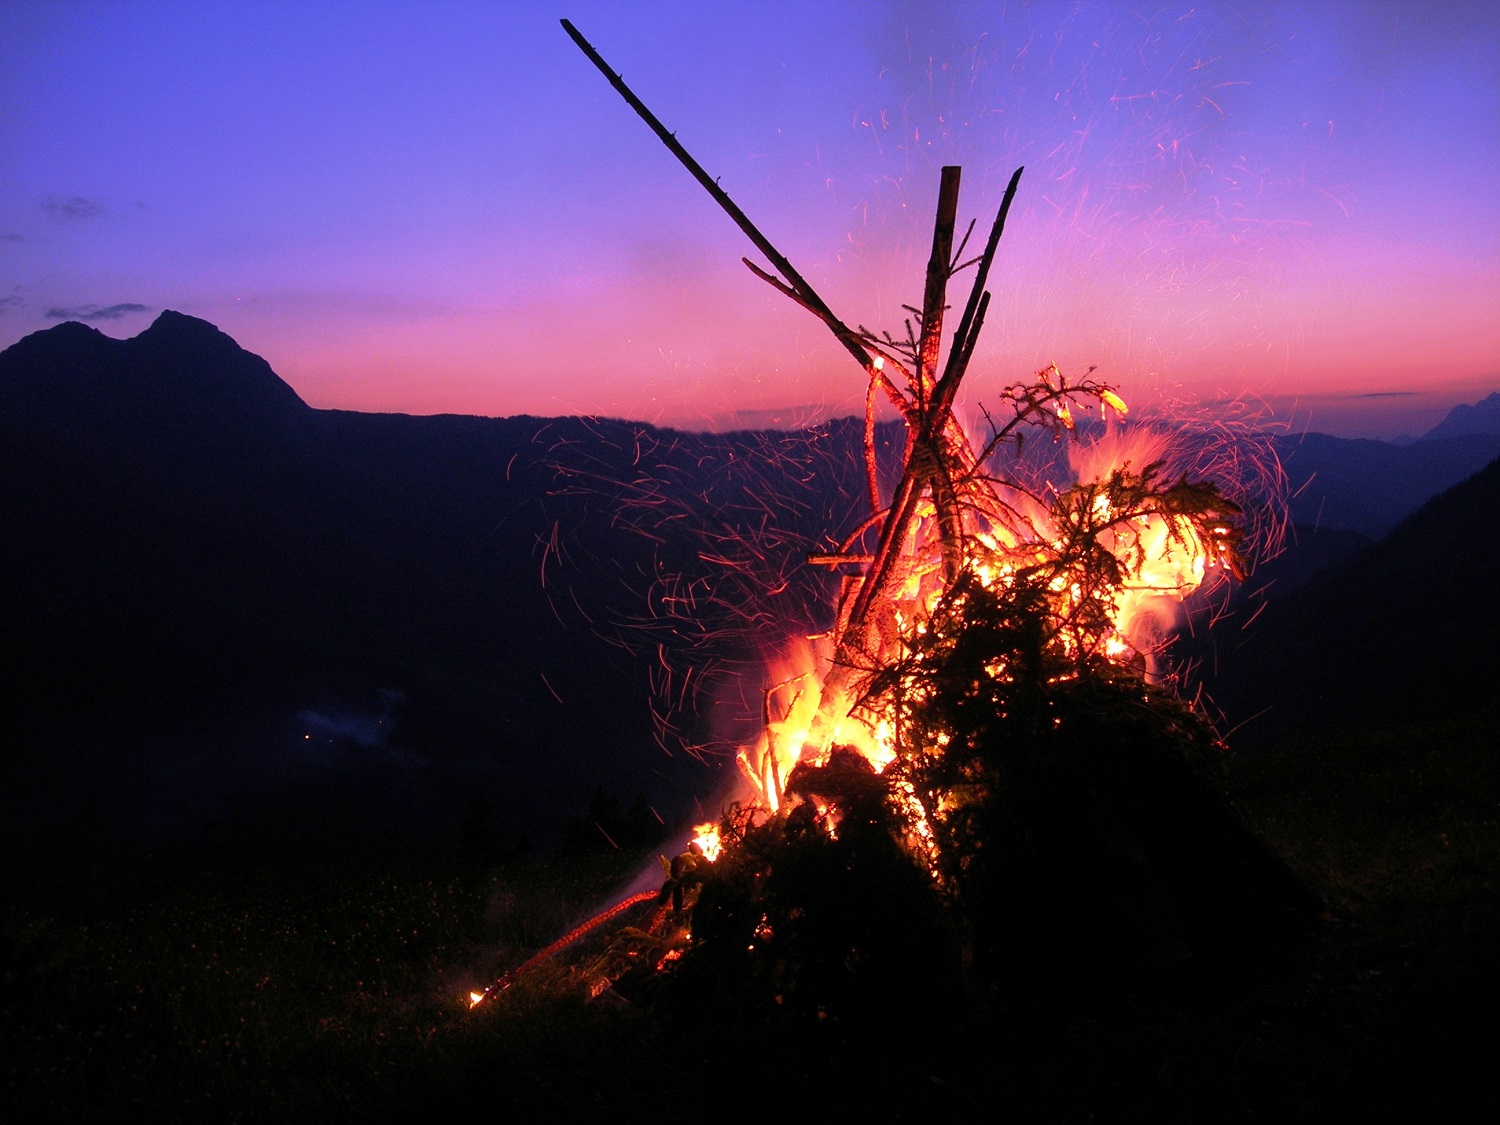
top-left (4, 714), bottom-right (1495, 1122)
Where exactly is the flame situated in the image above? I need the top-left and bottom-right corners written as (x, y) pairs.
top-left (696, 417), bottom-right (1232, 837)
top-left (728, 636), bottom-right (897, 813)
top-left (1068, 426), bottom-right (1231, 668)
top-left (691, 822), bottom-right (723, 862)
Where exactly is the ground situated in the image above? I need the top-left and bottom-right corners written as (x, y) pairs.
top-left (3, 712), bottom-right (1495, 1122)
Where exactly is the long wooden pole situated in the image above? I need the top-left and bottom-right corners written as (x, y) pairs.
top-left (560, 18), bottom-right (902, 405)
top-left (930, 166), bottom-right (1024, 423)
top-left (561, 18), bottom-right (1027, 715)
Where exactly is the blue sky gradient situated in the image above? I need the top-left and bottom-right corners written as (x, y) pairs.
top-left (3, 0), bottom-right (1496, 438)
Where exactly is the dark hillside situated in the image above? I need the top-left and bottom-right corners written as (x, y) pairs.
top-left (2, 318), bottom-right (1494, 1118)
top-left (1274, 430), bottom-right (1500, 538)
top-left (1187, 455), bottom-right (1500, 744)
top-left (5, 312), bottom-right (1492, 856)
top-left (0, 315), bottom-right (886, 855)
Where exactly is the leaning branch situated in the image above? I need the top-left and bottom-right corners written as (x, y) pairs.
top-left (561, 18), bottom-right (894, 400)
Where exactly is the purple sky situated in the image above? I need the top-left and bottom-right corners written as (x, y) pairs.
top-left (3, 1), bottom-right (1497, 439)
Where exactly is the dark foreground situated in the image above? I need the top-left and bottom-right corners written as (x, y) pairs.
top-left (4, 715), bottom-right (1495, 1123)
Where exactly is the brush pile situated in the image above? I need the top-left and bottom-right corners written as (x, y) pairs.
top-left (557, 20), bottom-right (1317, 1034)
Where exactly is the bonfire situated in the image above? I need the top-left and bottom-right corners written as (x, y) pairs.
top-left (473, 22), bottom-right (1314, 1017)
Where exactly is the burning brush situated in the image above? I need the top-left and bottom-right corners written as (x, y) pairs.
top-left (466, 22), bottom-right (1311, 1015)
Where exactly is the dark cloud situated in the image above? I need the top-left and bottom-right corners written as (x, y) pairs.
top-left (0, 233), bottom-right (23, 242)
top-left (1354, 391), bottom-right (1418, 399)
top-left (44, 195), bottom-right (103, 221)
top-left (0, 295), bottom-right (22, 315)
top-left (44, 302), bottom-right (150, 321)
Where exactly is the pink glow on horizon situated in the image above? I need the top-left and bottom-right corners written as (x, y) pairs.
top-left (2, 1), bottom-right (1496, 441)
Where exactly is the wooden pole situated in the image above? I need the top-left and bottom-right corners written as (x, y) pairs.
top-left (915, 167), bottom-right (962, 398)
top-left (560, 18), bottom-right (905, 409)
top-left (561, 18), bottom-right (1033, 718)
top-left (930, 166), bottom-right (1024, 423)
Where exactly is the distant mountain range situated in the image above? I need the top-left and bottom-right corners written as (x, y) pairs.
top-left (3, 312), bottom-right (1496, 851)
top-left (1183, 451), bottom-right (1500, 746)
top-left (1273, 428), bottom-right (1500, 539)
top-left (1422, 391), bottom-right (1500, 441)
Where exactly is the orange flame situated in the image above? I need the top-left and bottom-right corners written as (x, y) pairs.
top-left (696, 415), bottom-right (1232, 838)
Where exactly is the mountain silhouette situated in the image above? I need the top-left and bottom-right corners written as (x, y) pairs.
top-left (3, 313), bottom-right (1494, 853)
top-left (1422, 391), bottom-right (1500, 442)
top-left (0, 315), bottom-right (882, 854)
top-left (1185, 453), bottom-right (1500, 744)
top-left (0, 311), bottom-right (308, 452)
top-left (1272, 429), bottom-right (1500, 538)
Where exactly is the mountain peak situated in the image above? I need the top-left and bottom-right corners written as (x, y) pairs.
top-left (142, 307), bottom-right (225, 334)
top-left (1, 317), bottom-right (115, 359)
top-left (138, 309), bottom-right (243, 348)
top-left (1421, 392), bottom-right (1500, 441)
top-left (41, 318), bottom-right (111, 341)
top-left (0, 311), bottom-right (309, 444)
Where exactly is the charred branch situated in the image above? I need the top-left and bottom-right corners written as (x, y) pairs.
top-left (807, 553), bottom-right (876, 567)
top-left (916, 166), bottom-right (963, 398)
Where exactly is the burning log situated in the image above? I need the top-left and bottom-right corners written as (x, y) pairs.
top-left (468, 888), bottom-right (661, 1008)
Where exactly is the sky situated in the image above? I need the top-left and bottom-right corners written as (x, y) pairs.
top-left (2, 0), bottom-right (1497, 440)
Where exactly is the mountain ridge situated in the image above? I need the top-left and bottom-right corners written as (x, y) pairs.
top-left (1183, 453), bottom-right (1500, 743)
top-left (0, 311), bottom-right (309, 452)
top-left (0, 317), bottom-right (884, 852)
top-left (3, 314), bottom-right (1495, 851)
top-left (1422, 390), bottom-right (1500, 442)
